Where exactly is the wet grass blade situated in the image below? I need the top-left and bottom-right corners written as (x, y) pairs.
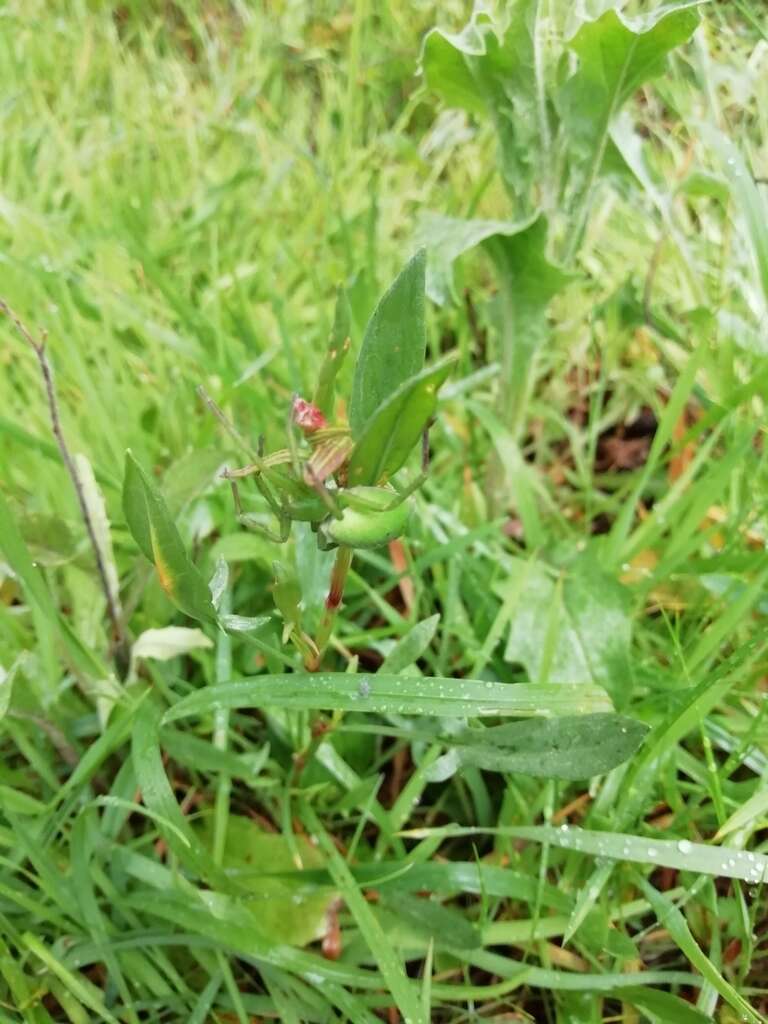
top-left (163, 674), bottom-right (614, 723)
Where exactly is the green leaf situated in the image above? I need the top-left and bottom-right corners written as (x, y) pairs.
top-left (379, 891), bottom-right (482, 950)
top-left (349, 250), bottom-right (427, 437)
top-left (618, 987), bottom-right (714, 1024)
top-left (122, 451), bottom-right (217, 627)
top-left (497, 551), bottom-right (633, 707)
top-left (416, 214), bottom-right (568, 434)
top-left (637, 876), bottom-right (762, 1023)
top-left (702, 125), bottom-right (768, 309)
top-left (559, 5), bottom-right (700, 218)
top-left (379, 614), bottom-right (440, 674)
top-left (442, 714), bottom-right (647, 780)
top-left (483, 216), bottom-right (571, 402)
top-left (163, 673), bottom-right (614, 723)
top-left (0, 488), bottom-right (107, 679)
top-left (401, 823), bottom-right (768, 886)
top-left (131, 699), bottom-right (220, 881)
top-left (348, 357), bottom-right (455, 486)
top-left (199, 815), bottom-right (337, 948)
top-left (421, 1), bottom-right (542, 202)
top-left (416, 211), bottom-right (538, 306)
top-left (313, 287), bottom-right (352, 417)
top-left (301, 801), bottom-right (427, 1024)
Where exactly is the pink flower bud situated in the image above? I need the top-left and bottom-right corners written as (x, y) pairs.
top-left (293, 396), bottom-right (327, 434)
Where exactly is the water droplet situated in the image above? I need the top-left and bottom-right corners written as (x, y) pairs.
top-left (677, 839), bottom-right (692, 855)
top-left (647, 847), bottom-right (658, 858)
top-left (560, 823), bottom-right (569, 832)
top-left (485, 681), bottom-right (493, 689)
top-left (358, 681), bottom-right (370, 698)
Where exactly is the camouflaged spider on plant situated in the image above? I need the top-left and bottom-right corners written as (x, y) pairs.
top-left (219, 393), bottom-right (427, 553)
top-left (123, 251), bottom-right (455, 667)
top-left (207, 250), bottom-right (456, 555)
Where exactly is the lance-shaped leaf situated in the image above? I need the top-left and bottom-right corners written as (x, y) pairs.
top-left (559, 4), bottom-right (700, 213)
top-left (348, 356), bottom-right (456, 487)
top-left (349, 250), bottom-right (426, 437)
top-left (122, 451), bottom-right (218, 627)
top-left (163, 674), bottom-right (614, 724)
top-left (313, 287), bottom-right (352, 418)
top-left (421, 0), bottom-right (543, 203)
top-left (430, 714), bottom-right (647, 781)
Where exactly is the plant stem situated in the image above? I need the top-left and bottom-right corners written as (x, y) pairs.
top-left (307, 545), bottom-right (353, 670)
top-left (1, 299), bottom-right (128, 671)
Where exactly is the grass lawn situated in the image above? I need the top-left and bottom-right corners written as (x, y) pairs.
top-left (1, 1), bottom-right (768, 1021)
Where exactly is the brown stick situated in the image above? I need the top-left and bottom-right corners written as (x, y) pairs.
top-left (0, 299), bottom-right (127, 661)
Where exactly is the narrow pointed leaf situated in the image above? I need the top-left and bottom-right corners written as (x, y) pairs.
top-left (313, 287), bottom-right (352, 417)
top-left (349, 250), bottom-right (427, 437)
top-left (122, 451), bottom-right (217, 627)
top-left (163, 674), bottom-right (613, 723)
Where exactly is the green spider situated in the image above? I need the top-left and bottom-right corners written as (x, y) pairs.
top-left (202, 390), bottom-right (428, 551)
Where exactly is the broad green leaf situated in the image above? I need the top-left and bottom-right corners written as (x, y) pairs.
top-left (163, 673), bottom-right (613, 723)
top-left (348, 357), bottom-right (455, 486)
top-left (122, 451), bottom-right (217, 627)
top-left (313, 287), bottom-right (352, 417)
top-left (559, 5), bottom-right (700, 224)
top-left (497, 551), bottom-right (632, 707)
top-left (132, 626), bottom-right (213, 661)
top-left (200, 815), bottom-right (337, 948)
top-left (421, 1), bottom-right (543, 203)
top-left (349, 250), bottom-right (427, 437)
top-left (379, 614), bottom-right (440, 674)
top-left (435, 714), bottom-right (647, 780)
top-left (416, 211), bottom-right (538, 306)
